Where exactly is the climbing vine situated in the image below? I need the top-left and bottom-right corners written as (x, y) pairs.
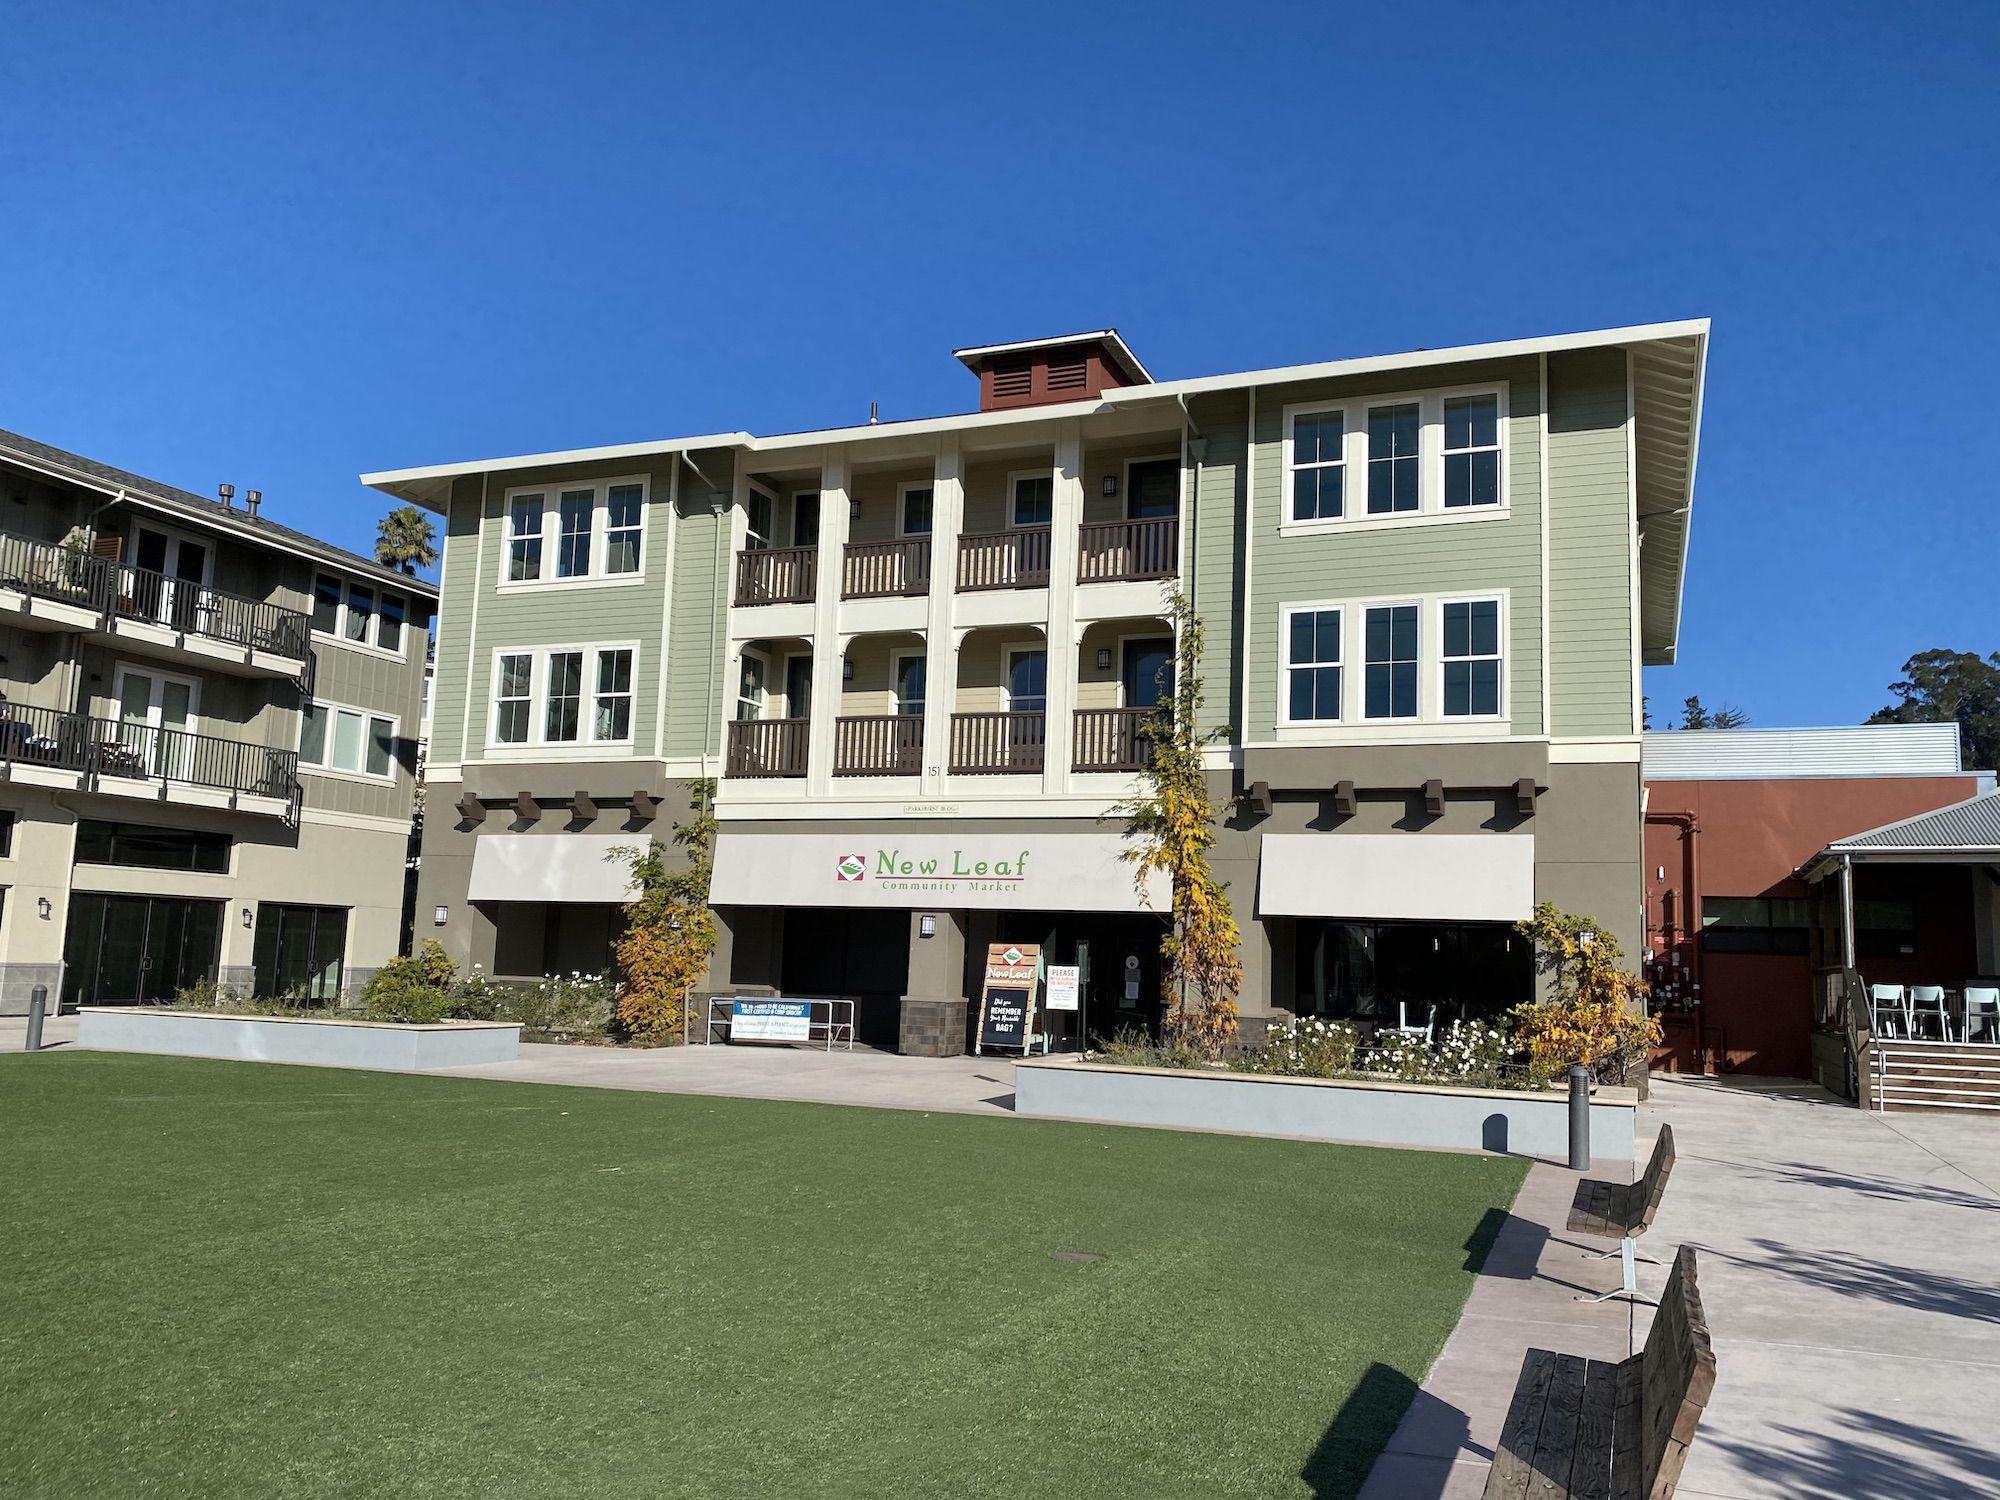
top-left (613, 778), bottom-right (718, 1041)
top-left (1509, 902), bottom-right (1659, 1084)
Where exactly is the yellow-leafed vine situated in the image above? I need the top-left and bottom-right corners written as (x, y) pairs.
top-left (1510, 902), bottom-right (1659, 1084)
top-left (614, 778), bottom-right (718, 1041)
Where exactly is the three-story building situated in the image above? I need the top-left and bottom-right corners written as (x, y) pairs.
top-left (368, 321), bottom-right (1705, 1050)
top-left (0, 429), bottom-right (434, 1012)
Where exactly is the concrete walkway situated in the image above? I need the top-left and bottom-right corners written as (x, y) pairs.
top-left (1642, 1075), bottom-right (2000, 1500)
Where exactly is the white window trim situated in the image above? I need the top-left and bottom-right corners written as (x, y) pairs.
top-left (111, 662), bottom-right (203, 733)
top-left (735, 645), bottom-right (772, 720)
top-left (1122, 453), bottom-right (1181, 520)
top-left (896, 480), bottom-right (935, 538)
top-left (1272, 589), bottom-right (1512, 739)
top-left (1002, 642), bottom-right (1049, 712)
top-left (1279, 382), bottom-right (1510, 536)
top-left (311, 572), bottom-right (410, 659)
top-left (1276, 602), bottom-right (1344, 726)
top-left (889, 649), bottom-right (927, 717)
top-left (497, 476), bottom-right (650, 590)
top-left (1116, 631), bottom-right (1177, 710)
top-left (300, 698), bottom-right (400, 782)
top-left (1436, 594), bottom-right (1508, 723)
top-left (743, 481), bottom-right (778, 551)
top-left (483, 641), bottom-right (642, 748)
top-left (1007, 468), bottom-right (1055, 529)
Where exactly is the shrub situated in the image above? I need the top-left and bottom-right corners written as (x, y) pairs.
top-left (1432, 1019), bottom-right (1516, 1088)
top-left (1362, 1030), bottom-right (1437, 1083)
top-left (1252, 1017), bottom-right (1358, 1077)
top-left (1093, 1026), bottom-right (1209, 1070)
top-left (512, 973), bottom-right (615, 1040)
top-left (1510, 903), bottom-right (1660, 1085)
top-left (448, 966), bottom-right (505, 1021)
top-left (362, 957), bottom-right (452, 1024)
top-left (174, 981), bottom-right (251, 1013)
top-left (416, 938), bottom-right (457, 992)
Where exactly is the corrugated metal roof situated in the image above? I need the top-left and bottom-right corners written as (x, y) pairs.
top-left (1829, 791), bottom-right (2000, 852)
top-left (1642, 724), bottom-right (1964, 780)
top-left (0, 426), bottom-right (437, 596)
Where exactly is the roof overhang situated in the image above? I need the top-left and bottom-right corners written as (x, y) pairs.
top-left (360, 432), bottom-right (754, 513)
top-left (952, 329), bottom-right (1153, 384)
top-left (1800, 791), bottom-right (2000, 881)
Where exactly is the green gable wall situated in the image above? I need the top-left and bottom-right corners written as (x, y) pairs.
top-left (1545, 347), bottom-right (1636, 738)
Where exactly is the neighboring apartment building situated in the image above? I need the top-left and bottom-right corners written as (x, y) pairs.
top-left (366, 320), bottom-right (1706, 1050)
top-left (1641, 724), bottom-right (1994, 1079)
top-left (0, 429), bottom-right (434, 1012)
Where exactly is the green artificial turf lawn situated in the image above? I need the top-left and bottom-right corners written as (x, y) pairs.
top-left (0, 1053), bottom-right (1525, 1500)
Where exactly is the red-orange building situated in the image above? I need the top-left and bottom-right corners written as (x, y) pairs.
top-left (1641, 725), bottom-right (1990, 1078)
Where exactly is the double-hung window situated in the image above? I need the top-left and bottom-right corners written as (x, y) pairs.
top-left (604, 483), bottom-right (643, 574)
top-left (312, 574), bottom-right (407, 654)
top-left (311, 575), bottom-right (341, 633)
top-left (1011, 474), bottom-right (1053, 527)
top-left (1284, 607), bottom-right (1343, 722)
top-left (593, 648), bottom-right (634, 742)
top-left (301, 702), bottom-right (396, 777)
top-left (900, 484), bottom-right (934, 536)
top-left (1441, 599), bottom-right (1502, 717)
top-left (1366, 403), bottom-right (1421, 515)
top-left (1289, 411), bottom-right (1345, 521)
top-left (736, 654), bottom-right (767, 720)
top-left (508, 496), bottom-right (545, 580)
top-left (544, 651), bottom-right (584, 742)
top-left (494, 653), bottom-right (532, 744)
top-left (343, 584), bottom-right (373, 643)
top-left (556, 491), bottom-right (594, 579)
top-left (1443, 395), bottom-right (1501, 508)
top-left (1363, 605), bottom-right (1419, 719)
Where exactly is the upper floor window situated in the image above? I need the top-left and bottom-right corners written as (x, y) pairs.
top-left (312, 574), bottom-right (407, 655)
top-left (1283, 607), bottom-right (1343, 722)
top-left (1283, 386), bottom-right (1508, 532)
top-left (900, 484), bottom-right (934, 536)
top-left (1441, 599), bottom-right (1502, 717)
top-left (1011, 473), bottom-right (1053, 527)
top-left (503, 478), bottom-right (647, 585)
top-left (1363, 604), bottom-right (1419, 720)
top-left (736, 653), bottom-right (767, 720)
top-left (301, 700), bottom-right (397, 778)
top-left (488, 643), bottom-right (639, 747)
top-left (792, 493), bottom-right (821, 548)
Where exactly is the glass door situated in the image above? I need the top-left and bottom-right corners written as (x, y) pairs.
top-left (114, 667), bottom-right (198, 780)
top-left (131, 525), bottom-right (210, 630)
top-left (61, 894), bottom-right (224, 1007)
top-left (1121, 638), bottom-right (1175, 709)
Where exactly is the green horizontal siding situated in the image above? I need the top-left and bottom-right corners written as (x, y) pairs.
top-left (1546, 348), bottom-right (1635, 738)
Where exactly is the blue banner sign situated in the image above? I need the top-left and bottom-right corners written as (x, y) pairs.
top-left (732, 999), bottom-right (813, 1042)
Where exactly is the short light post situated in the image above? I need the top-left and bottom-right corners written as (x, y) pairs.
top-left (24, 984), bottom-right (48, 1052)
top-left (1568, 1063), bottom-right (1591, 1169)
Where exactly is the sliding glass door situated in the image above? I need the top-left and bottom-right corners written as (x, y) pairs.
top-left (61, 894), bottom-right (224, 1008)
top-left (251, 904), bottom-right (349, 1004)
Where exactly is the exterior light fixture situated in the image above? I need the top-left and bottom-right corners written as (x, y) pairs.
top-left (37, 895), bottom-right (51, 919)
top-left (842, 660), bottom-right (854, 681)
top-left (434, 905), bottom-right (449, 926)
top-left (920, 914), bottom-right (937, 938)
top-left (1101, 475), bottom-right (1118, 496)
top-left (1095, 648), bottom-right (1112, 670)
top-left (848, 498), bottom-right (860, 520)
top-left (241, 907), bottom-right (253, 929)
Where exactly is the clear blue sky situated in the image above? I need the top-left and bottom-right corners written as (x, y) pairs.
top-left (2, 1), bottom-right (1993, 728)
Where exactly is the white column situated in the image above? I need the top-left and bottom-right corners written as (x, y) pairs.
top-left (1041, 420), bottom-right (1084, 797)
top-left (806, 447), bottom-right (849, 796)
top-left (920, 436), bottom-right (963, 795)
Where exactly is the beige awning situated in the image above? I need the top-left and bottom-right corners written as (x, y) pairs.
top-left (1258, 833), bottom-right (1534, 922)
top-left (467, 835), bottom-right (642, 904)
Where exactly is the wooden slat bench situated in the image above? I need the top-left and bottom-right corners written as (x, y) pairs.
top-left (1483, 1244), bottom-right (1717, 1500)
top-left (1568, 1123), bottom-right (1675, 1303)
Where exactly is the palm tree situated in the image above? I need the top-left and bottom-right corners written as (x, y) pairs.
top-left (374, 505), bottom-right (438, 576)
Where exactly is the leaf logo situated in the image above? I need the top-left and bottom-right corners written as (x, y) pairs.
top-left (835, 853), bottom-right (867, 882)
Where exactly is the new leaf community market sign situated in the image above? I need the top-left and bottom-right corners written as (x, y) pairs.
top-left (711, 833), bottom-right (1169, 912)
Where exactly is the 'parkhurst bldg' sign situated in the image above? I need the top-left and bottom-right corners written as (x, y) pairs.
top-left (710, 834), bottom-right (1167, 913)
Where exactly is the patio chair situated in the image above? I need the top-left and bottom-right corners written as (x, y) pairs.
top-left (1964, 985), bottom-right (2000, 1045)
top-left (1393, 1001), bottom-right (1435, 1042)
top-left (1909, 985), bottom-right (1949, 1041)
top-left (1869, 984), bottom-right (1909, 1038)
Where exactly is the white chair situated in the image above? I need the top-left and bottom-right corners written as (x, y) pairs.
top-left (1910, 985), bottom-right (1949, 1041)
top-left (1869, 984), bottom-right (1909, 1038)
top-left (1394, 1001), bottom-right (1435, 1043)
top-left (1964, 985), bottom-right (2000, 1045)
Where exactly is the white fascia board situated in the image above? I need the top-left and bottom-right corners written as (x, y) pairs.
top-left (360, 431), bottom-right (753, 496)
top-left (1098, 319), bottom-right (1712, 404)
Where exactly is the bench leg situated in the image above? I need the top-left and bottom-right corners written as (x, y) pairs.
top-left (1575, 1237), bottom-right (1660, 1307)
top-left (1582, 1238), bottom-right (1664, 1267)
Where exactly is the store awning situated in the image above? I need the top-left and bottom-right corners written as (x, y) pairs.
top-left (467, 834), bottom-right (642, 904)
top-left (1257, 833), bottom-right (1535, 922)
top-left (710, 832), bottom-right (1168, 913)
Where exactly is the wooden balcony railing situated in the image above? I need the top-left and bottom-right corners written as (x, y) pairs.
top-left (725, 717), bottom-right (809, 778)
top-left (956, 526), bottom-right (1051, 592)
top-left (0, 701), bottom-right (300, 802)
top-left (1072, 706), bottom-right (1162, 772)
top-left (1077, 517), bottom-right (1179, 583)
top-left (733, 546), bottom-right (818, 606)
top-left (833, 714), bottom-right (925, 777)
top-left (948, 711), bottom-right (1045, 776)
top-left (842, 538), bottom-right (931, 599)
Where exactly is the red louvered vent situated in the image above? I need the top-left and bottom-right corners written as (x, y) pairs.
top-left (991, 358), bottom-right (1034, 398)
top-left (1045, 355), bottom-right (1088, 391)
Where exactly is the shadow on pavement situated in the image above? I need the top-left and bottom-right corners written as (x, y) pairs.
top-left (1303, 1364), bottom-right (1467, 1500)
top-left (1706, 1407), bottom-right (2000, 1499)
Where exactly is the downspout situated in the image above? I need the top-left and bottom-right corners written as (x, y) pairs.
top-left (1645, 810), bottom-right (1703, 1061)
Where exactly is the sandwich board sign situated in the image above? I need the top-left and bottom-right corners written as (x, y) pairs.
top-left (976, 942), bottom-right (1040, 1054)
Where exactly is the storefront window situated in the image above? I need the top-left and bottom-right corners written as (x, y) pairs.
top-left (1292, 920), bottom-right (1531, 1029)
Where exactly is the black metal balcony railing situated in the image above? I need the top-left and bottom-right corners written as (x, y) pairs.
top-left (0, 529), bottom-right (311, 663)
top-left (0, 702), bottom-right (300, 801)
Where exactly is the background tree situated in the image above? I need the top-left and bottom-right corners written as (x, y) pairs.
top-left (374, 504), bottom-right (438, 575)
top-left (1868, 648), bottom-right (2000, 769)
top-left (1116, 589), bottom-right (1242, 1057)
top-left (613, 779), bottom-right (718, 1041)
top-left (1674, 694), bottom-right (1748, 730)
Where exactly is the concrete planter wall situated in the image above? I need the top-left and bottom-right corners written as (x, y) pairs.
top-left (75, 1008), bottom-right (521, 1071)
top-left (1014, 1057), bottom-right (1637, 1160)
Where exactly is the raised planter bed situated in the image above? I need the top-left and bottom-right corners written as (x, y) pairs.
top-left (75, 1008), bottom-right (521, 1071)
top-left (1014, 1056), bottom-right (1637, 1160)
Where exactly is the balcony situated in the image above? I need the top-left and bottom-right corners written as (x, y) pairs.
top-left (1072, 707), bottom-right (1160, 773)
top-left (0, 702), bottom-right (301, 807)
top-left (734, 546), bottom-right (817, 606)
top-left (841, 539), bottom-right (931, 599)
top-left (956, 526), bottom-right (1051, 592)
top-left (106, 565), bottom-right (312, 666)
top-left (1076, 517), bottom-right (1178, 583)
top-left (949, 711), bottom-right (1045, 776)
top-left (833, 714), bottom-right (924, 777)
top-left (726, 717), bottom-right (808, 778)
top-left (0, 531), bottom-right (110, 631)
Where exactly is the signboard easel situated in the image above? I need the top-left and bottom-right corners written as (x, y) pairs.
top-left (975, 942), bottom-right (1044, 1055)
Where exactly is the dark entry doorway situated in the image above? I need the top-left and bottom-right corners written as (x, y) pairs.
top-left (780, 908), bottom-right (911, 1047)
top-left (1122, 638), bottom-right (1175, 710)
top-left (62, 894), bottom-right (224, 1009)
top-left (990, 910), bottom-right (1171, 1047)
top-left (1126, 458), bottom-right (1179, 519)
